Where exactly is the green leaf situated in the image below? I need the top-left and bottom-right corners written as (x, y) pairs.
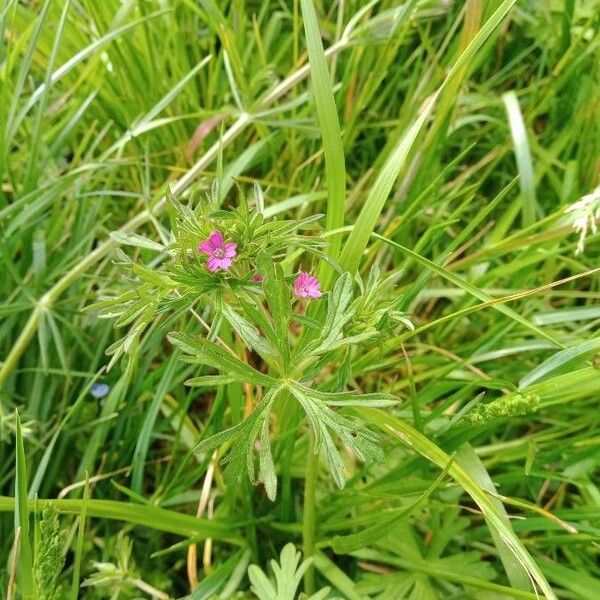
top-left (221, 305), bottom-right (279, 361)
top-left (253, 181), bottom-right (265, 215)
top-left (309, 272), bottom-right (354, 353)
top-left (314, 552), bottom-right (363, 600)
top-left (168, 332), bottom-right (276, 387)
top-left (132, 353), bottom-right (180, 493)
top-left (257, 257), bottom-right (292, 365)
top-left (70, 473), bottom-right (90, 600)
top-left (15, 412), bottom-right (36, 599)
top-left (193, 419), bottom-right (249, 457)
top-left (131, 263), bottom-right (176, 286)
top-left (503, 91), bottom-right (537, 226)
top-left (339, 0), bottom-right (519, 275)
top-left (1, 496), bottom-right (239, 543)
top-left (300, 0), bottom-right (346, 272)
top-left (519, 336), bottom-right (600, 389)
top-left (109, 231), bottom-right (165, 251)
top-left (332, 457), bottom-right (452, 554)
top-left (308, 388), bottom-right (399, 408)
top-left (188, 550), bottom-right (251, 600)
top-left (185, 375), bottom-right (237, 387)
top-left (540, 560), bottom-right (600, 600)
top-left (259, 417), bottom-right (277, 501)
top-left (248, 543), bottom-right (328, 600)
top-left (248, 564), bottom-right (276, 600)
top-left (454, 444), bottom-right (532, 590)
top-left (375, 234), bottom-right (562, 347)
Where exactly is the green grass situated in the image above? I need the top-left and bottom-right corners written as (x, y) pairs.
top-left (1, 0), bottom-right (600, 598)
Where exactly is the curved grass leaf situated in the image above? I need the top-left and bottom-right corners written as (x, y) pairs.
top-left (1, 496), bottom-right (240, 543)
top-left (519, 336), bottom-right (600, 389)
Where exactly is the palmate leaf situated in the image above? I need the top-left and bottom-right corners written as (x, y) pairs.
top-left (289, 383), bottom-right (391, 487)
top-left (248, 543), bottom-right (330, 600)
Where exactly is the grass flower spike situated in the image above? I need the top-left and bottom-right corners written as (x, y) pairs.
top-left (294, 271), bottom-right (322, 298)
top-left (198, 230), bottom-right (237, 271)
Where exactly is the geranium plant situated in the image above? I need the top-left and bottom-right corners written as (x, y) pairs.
top-left (90, 183), bottom-right (412, 500)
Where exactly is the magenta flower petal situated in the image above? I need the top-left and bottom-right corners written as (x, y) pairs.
top-left (251, 273), bottom-right (263, 282)
top-left (206, 256), bottom-right (221, 271)
top-left (198, 229), bottom-right (237, 272)
top-left (224, 242), bottom-right (237, 258)
top-left (208, 230), bottom-right (224, 247)
top-left (294, 271), bottom-right (321, 298)
top-left (198, 240), bottom-right (213, 254)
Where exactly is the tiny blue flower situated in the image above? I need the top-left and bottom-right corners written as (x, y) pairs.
top-left (90, 382), bottom-right (110, 399)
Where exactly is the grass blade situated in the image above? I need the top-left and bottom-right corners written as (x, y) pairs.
top-left (375, 233), bottom-right (563, 347)
top-left (300, 0), bottom-right (346, 278)
top-left (503, 91), bottom-right (537, 226)
top-left (14, 412), bottom-right (35, 599)
top-left (70, 472), bottom-right (90, 600)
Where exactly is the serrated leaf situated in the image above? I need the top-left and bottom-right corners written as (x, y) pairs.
top-left (193, 420), bottom-right (248, 456)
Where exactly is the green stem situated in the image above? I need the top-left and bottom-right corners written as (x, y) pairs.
top-left (302, 433), bottom-right (318, 595)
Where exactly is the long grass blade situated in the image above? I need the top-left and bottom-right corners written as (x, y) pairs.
top-left (300, 0), bottom-right (346, 279)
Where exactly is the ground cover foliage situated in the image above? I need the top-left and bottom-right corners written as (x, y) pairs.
top-left (1, 0), bottom-right (600, 598)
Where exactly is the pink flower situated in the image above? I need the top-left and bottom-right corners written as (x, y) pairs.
top-left (251, 273), bottom-right (263, 283)
top-left (294, 271), bottom-right (322, 298)
top-left (198, 230), bottom-right (237, 272)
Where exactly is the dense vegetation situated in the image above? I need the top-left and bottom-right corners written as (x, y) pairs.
top-left (1, 0), bottom-right (599, 598)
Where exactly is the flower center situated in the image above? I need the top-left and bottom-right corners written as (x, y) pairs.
top-left (214, 248), bottom-right (225, 258)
